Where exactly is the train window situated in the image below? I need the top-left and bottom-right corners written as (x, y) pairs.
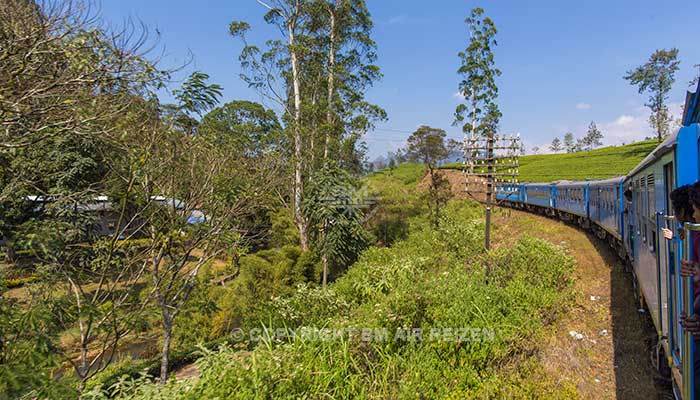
top-left (636, 180), bottom-right (642, 236)
top-left (603, 190), bottom-right (610, 210)
top-left (642, 178), bottom-right (648, 243)
top-left (647, 175), bottom-right (655, 252)
top-left (647, 174), bottom-right (655, 218)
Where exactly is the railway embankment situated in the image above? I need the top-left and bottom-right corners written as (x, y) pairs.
top-left (432, 168), bottom-right (672, 398)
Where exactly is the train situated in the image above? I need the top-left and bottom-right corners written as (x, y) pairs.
top-left (495, 81), bottom-right (700, 399)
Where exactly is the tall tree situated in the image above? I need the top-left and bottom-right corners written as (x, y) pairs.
top-left (563, 132), bottom-right (575, 153)
top-left (314, 0), bottom-right (385, 161)
top-left (624, 48), bottom-right (680, 142)
top-left (230, 0), bottom-right (384, 250)
top-left (454, 7), bottom-right (501, 140)
top-left (549, 137), bottom-right (563, 153)
top-left (230, 0), bottom-right (310, 250)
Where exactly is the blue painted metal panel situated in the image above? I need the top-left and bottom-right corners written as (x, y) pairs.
top-left (523, 183), bottom-right (553, 208)
top-left (554, 182), bottom-right (589, 217)
top-left (676, 124), bottom-right (700, 186)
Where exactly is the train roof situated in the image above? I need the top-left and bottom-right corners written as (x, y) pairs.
top-left (588, 176), bottom-right (625, 186)
top-left (683, 80), bottom-right (700, 126)
top-left (554, 180), bottom-right (590, 187)
top-left (522, 182), bottom-right (555, 187)
top-left (626, 131), bottom-right (678, 178)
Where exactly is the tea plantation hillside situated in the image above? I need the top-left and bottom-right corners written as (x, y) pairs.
top-left (441, 139), bottom-right (659, 182)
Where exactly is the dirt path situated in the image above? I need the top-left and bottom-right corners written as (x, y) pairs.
top-left (491, 207), bottom-right (672, 399)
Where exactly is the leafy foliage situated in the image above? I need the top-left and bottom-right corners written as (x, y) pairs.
top-left (454, 7), bottom-right (501, 139)
top-left (302, 162), bottom-right (373, 284)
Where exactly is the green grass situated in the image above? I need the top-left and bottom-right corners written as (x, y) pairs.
top-left (366, 162), bottom-right (426, 188)
top-left (441, 139), bottom-right (659, 182)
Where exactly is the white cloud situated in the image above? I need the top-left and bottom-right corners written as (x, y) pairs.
top-left (453, 92), bottom-right (465, 101)
top-left (599, 102), bottom-right (684, 144)
top-left (576, 102), bottom-right (591, 110)
top-left (601, 114), bottom-right (647, 144)
top-left (613, 114), bottom-right (635, 126)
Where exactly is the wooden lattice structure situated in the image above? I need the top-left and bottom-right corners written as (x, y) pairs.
top-left (463, 133), bottom-right (521, 249)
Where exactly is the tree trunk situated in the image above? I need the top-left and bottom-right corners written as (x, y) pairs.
top-left (289, 12), bottom-right (309, 252)
top-left (5, 242), bottom-right (15, 264)
top-left (322, 253), bottom-right (328, 287)
top-left (160, 316), bottom-right (173, 384)
top-left (470, 93), bottom-right (478, 141)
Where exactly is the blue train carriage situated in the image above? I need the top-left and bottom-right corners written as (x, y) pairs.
top-left (674, 82), bottom-right (700, 399)
top-left (495, 182), bottom-right (522, 204)
top-left (588, 177), bottom-right (624, 242)
top-left (553, 180), bottom-right (589, 225)
top-left (626, 129), bottom-right (689, 395)
top-left (625, 81), bottom-right (700, 399)
top-left (521, 183), bottom-right (556, 215)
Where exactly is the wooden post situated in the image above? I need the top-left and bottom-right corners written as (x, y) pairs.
top-left (485, 134), bottom-right (494, 250)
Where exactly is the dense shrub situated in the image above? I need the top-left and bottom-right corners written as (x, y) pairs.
top-left (96, 200), bottom-right (575, 399)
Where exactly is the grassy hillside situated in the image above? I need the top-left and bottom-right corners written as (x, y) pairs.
top-left (367, 162), bottom-right (427, 188)
top-left (442, 139), bottom-right (659, 182)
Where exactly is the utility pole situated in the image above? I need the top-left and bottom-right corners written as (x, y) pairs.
top-left (464, 133), bottom-right (520, 251)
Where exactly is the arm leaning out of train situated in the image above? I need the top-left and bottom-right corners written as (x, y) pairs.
top-left (662, 226), bottom-right (683, 240)
top-left (681, 312), bottom-right (700, 339)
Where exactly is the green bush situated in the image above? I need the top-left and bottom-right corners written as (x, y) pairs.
top-left (1, 274), bottom-right (38, 288)
top-left (101, 198), bottom-right (575, 399)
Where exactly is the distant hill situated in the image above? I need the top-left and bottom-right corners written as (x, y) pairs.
top-left (440, 139), bottom-right (659, 183)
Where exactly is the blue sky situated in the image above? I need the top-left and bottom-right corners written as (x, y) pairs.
top-left (101, 0), bottom-right (700, 159)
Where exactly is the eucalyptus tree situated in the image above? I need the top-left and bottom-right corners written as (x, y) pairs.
top-left (230, 1), bottom-right (311, 250)
top-left (624, 48), bottom-right (680, 142)
top-left (308, 0), bottom-right (386, 163)
top-left (230, 0), bottom-right (383, 251)
top-left (454, 7), bottom-right (501, 140)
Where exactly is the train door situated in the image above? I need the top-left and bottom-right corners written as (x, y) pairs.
top-left (616, 185), bottom-right (622, 234)
top-left (663, 162), bottom-right (681, 364)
